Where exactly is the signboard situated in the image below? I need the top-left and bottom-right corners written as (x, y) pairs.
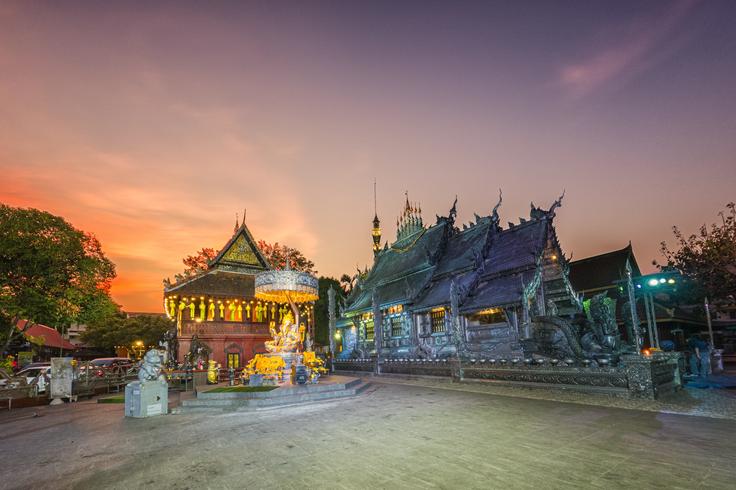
top-left (50, 357), bottom-right (74, 400)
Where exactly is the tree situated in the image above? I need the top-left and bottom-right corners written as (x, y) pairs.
top-left (0, 204), bottom-right (117, 353)
top-left (340, 273), bottom-right (356, 295)
top-left (659, 202), bottom-right (736, 302)
top-left (257, 240), bottom-right (316, 274)
top-left (313, 277), bottom-right (346, 346)
top-left (182, 248), bottom-right (216, 277)
top-left (82, 314), bottom-right (175, 351)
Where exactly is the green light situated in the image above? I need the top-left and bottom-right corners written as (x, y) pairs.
top-left (667, 278), bottom-right (675, 284)
top-left (648, 279), bottom-right (659, 287)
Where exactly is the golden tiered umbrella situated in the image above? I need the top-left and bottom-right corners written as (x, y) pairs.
top-left (254, 267), bottom-right (319, 326)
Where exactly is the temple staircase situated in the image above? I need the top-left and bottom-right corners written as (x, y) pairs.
top-left (174, 375), bottom-right (369, 414)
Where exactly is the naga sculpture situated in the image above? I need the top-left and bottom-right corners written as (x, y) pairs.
top-left (531, 293), bottom-right (628, 361)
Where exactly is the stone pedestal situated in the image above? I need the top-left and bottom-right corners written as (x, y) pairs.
top-left (621, 354), bottom-right (677, 399)
top-left (262, 352), bottom-right (303, 384)
top-left (125, 381), bottom-right (168, 418)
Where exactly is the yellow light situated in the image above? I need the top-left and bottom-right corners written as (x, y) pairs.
top-left (477, 307), bottom-right (502, 315)
top-left (667, 279), bottom-right (676, 284)
top-left (550, 254), bottom-right (558, 261)
top-left (431, 307), bottom-right (445, 313)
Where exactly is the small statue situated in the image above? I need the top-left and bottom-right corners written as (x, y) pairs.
top-left (207, 360), bottom-right (220, 384)
top-left (265, 311), bottom-right (301, 353)
top-left (138, 349), bottom-right (167, 384)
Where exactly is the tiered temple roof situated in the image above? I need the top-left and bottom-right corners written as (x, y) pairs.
top-left (164, 220), bottom-right (271, 297)
top-left (342, 193), bottom-right (571, 316)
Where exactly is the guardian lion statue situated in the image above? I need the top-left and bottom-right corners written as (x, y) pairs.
top-left (138, 349), bottom-right (167, 384)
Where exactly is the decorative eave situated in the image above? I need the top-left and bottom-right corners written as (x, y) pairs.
top-left (210, 222), bottom-right (271, 270)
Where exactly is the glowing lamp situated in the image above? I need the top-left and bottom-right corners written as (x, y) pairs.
top-left (648, 279), bottom-right (659, 287)
top-left (659, 278), bottom-right (666, 284)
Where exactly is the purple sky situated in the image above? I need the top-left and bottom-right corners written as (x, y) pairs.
top-left (1, 0), bottom-right (734, 311)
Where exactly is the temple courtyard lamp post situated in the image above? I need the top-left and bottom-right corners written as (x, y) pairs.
top-left (633, 271), bottom-right (681, 350)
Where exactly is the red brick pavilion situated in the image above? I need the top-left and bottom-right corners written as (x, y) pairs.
top-left (163, 220), bottom-right (313, 368)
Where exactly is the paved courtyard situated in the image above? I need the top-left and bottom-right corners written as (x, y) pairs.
top-left (1, 379), bottom-right (735, 489)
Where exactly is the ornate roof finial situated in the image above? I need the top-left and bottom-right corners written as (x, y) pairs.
top-left (234, 212), bottom-right (239, 233)
top-left (548, 190), bottom-right (565, 216)
top-left (243, 208), bottom-right (247, 225)
top-left (449, 195), bottom-right (458, 220)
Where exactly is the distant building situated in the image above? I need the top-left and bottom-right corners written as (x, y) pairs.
top-left (568, 243), bottom-right (640, 301)
top-left (13, 320), bottom-right (76, 359)
top-left (569, 245), bottom-right (706, 349)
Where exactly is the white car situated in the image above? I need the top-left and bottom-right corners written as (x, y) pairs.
top-left (16, 366), bottom-right (51, 393)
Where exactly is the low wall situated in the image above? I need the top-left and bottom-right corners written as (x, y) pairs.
top-left (334, 353), bottom-right (681, 400)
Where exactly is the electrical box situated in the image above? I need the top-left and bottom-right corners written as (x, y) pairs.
top-left (125, 381), bottom-right (168, 418)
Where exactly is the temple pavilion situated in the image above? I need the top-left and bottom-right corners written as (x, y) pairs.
top-left (163, 218), bottom-right (314, 368)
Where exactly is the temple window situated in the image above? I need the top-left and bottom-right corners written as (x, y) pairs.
top-left (365, 320), bottom-right (375, 340)
top-left (467, 307), bottom-right (506, 326)
top-left (227, 353), bottom-right (240, 369)
top-left (430, 308), bottom-right (446, 333)
top-left (391, 316), bottom-right (403, 337)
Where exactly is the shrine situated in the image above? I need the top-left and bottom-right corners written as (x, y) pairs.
top-left (163, 218), bottom-right (314, 369)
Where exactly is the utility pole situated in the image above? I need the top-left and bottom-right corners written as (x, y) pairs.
top-left (705, 297), bottom-right (715, 347)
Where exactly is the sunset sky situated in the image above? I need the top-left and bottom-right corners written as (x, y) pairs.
top-left (1, 0), bottom-right (735, 312)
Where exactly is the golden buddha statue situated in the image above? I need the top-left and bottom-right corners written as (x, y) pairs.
top-left (265, 311), bottom-right (301, 353)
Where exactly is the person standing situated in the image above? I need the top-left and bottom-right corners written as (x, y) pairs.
top-left (687, 335), bottom-right (700, 377)
top-left (697, 336), bottom-right (711, 378)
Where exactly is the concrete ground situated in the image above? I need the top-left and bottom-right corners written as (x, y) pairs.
top-left (1, 378), bottom-right (735, 490)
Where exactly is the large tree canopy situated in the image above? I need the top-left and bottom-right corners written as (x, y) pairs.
top-left (660, 202), bottom-right (736, 302)
top-left (0, 204), bottom-right (117, 351)
top-left (257, 240), bottom-right (316, 273)
top-left (82, 314), bottom-right (175, 350)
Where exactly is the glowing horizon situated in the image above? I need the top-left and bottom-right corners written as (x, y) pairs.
top-left (2, 1), bottom-right (735, 312)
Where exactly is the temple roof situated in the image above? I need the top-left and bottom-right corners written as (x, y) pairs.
top-left (165, 270), bottom-right (256, 297)
top-left (460, 269), bottom-right (537, 313)
top-left (568, 244), bottom-right (640, 293)
top-left (210, 222), bottom-right (270, 271)
top-left (344, 196), bottom-right (561, 314)
top-left (164, 221), bottom-right (271, 295)
top-left (480, 219), bottom-right (548, 277)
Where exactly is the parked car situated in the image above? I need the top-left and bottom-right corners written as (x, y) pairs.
top-left (82, 358), bottom-right (134, 377)
top-left (15, 366), bottom-right (51, 393)
top-left (20, 362), bottom-right (51, 371)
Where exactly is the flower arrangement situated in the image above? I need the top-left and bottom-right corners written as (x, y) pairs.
top-left (302, 351), bottom-right (328, 383)
top-left (242, 354), bottom-right (286, 381)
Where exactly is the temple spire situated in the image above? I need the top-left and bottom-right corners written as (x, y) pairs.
top-left (396, 191), bottom-right (424, 242)
top-left (234, 212), bottom-right (239, 233)
top-left (372, 179), bottom-right (382, 255)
